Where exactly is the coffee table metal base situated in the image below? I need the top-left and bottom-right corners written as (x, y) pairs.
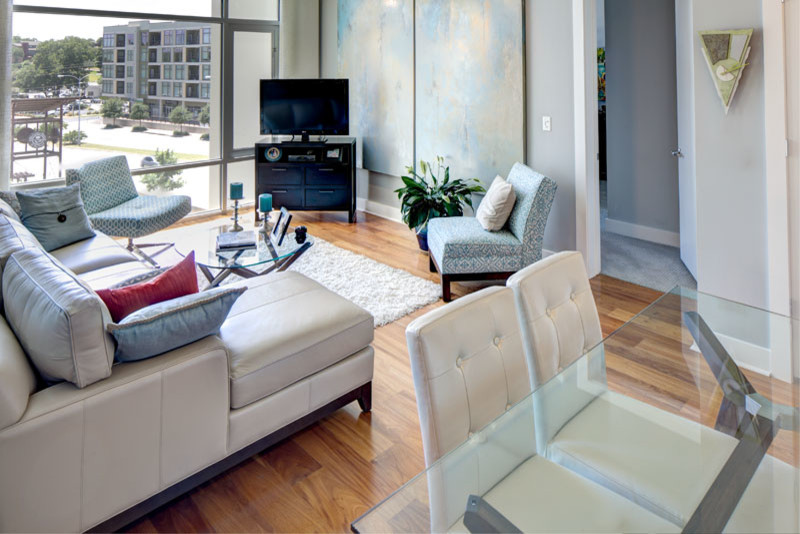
top-left (200, 240), bottom-right (312, 288)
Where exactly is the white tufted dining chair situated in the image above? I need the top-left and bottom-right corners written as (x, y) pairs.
top-left (405, 286), bottom-right (677, 533)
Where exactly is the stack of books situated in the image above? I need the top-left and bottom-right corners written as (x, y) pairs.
top-left (216, 230), bottom-right (257, 252)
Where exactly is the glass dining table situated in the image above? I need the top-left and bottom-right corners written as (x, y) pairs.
top-left (352, 287), bottom-right (800, 533)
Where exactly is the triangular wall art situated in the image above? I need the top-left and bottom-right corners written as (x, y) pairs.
top-left (698, 29), bottom-right (753, 114)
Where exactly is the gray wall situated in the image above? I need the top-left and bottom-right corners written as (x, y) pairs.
top-left (784, 0), bottom-right (799, 376)
top-left (526, 0), bottom-right (577, 251)
top-left (605, 0), bottom-right (680, 235)
top-left (279, 0), bottom-right (320, 79)
top-left (689, 0), bottom-right (768, 309)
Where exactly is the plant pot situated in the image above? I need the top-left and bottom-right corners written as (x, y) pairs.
top-left (416, 227), bottom-right (429, 252)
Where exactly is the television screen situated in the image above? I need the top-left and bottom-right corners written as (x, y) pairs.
top-left (260, 79), bottom-right (349, 136)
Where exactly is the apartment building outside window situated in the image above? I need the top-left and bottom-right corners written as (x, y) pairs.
top-left (102, 49), bottom-right (113, 62)
top-left (116, 81), bottom-right (125, 94)
top-left (173, 48), bottom-right (183, 62)
top-left (187, 29), bottom-right (200, 45)
top-left (186, 83), bottom-right (199, 99)
top-left (102, 80), bottom-right (113, 93)
top-left (148, 48), bottom-right (157, 62)
top-left (173, 83), bottom-right (182, 98)
top-left (127, 66), bottom-right (134, 77)
top-left (126, 82), bottom-right (133, 94)
top-left (175, 65), bottom-right (185, 80)
top-left (201, 83), bottom-right (210, 99)
top-left (202, 28), bottom-right (211, 44)
top-left (188, 65), bottom-right (199, 81)
top-left (175, 30), bottom-right (185, 45)
top-left (141, 31), bottom-right (148, 45)
top-left (148, 66), bottom-right (161, 79)
top-left (202, 64), bottom-right (210, 81)
top-left (201, 46), bottom-right (211, 62)
top-left (115, 65), bottom-right (125, 78)
top-left (164, 65), bottom-right (172, 79)
top-left (102, 65), bottom-right (114, 78)
top-left (102, 33), bottom-right (113, 47)
top-left (162, 48), bottom-right (171, 63)
top-left (162, 82), bottom-right (171, 97)
top-left (140, 49), bottom-right (147, 62)
top-left (149, 32), bottom-right (161, 46)
top-left (148, 82), bottom-right (158, 96)
top-left (127, 50), bottom-right (133, 62)
top-left (116, 49), bottom-right (125, 62)
top-left (115, 33), bottom-right (125, 47)
top-left (127, 33), bottom-right (134, 45)
top-left (164, 30), bottom-right (173, 45)
top-left (187, 47), bottom-right (200, 63)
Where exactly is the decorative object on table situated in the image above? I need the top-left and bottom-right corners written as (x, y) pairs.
top-left (427, 162), bottom-right (557, 302)
top-left (698, 29), bottom-right (753, 114)
top-left (295, 225), bottom-right (308, 244)
top-left (216, 230), bottom-right (256, 252)
top-left (65, 155), bottom-right (191, 266)
top-left (271, 207), bottom-right (292, 247)
top-left (16, 183), bottom-right (96, 252)
top-left (229, 181), bottom-right (244, 232)
top-left (395, 156), bottom-right (485, 251)
top-left (258, 193), bottom-right (273, 233)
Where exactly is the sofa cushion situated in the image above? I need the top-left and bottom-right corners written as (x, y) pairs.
top-left (16, 184), bottom-right (96, 252)
top-left (3, 248), bottom-right (115, 388)
top-left (0, 315), bottom-right (37, 431)
top-left (545, 391), bottom-right (739, 526)
top-left (108, 286), bottom-right (245, 363)
top-left (222, 272), bottom-right (374, 409)
top-left (98, 252), bottom-right (198, 322)
top-left (0, 191), bottom-right (21, 219)
top-left (427, 216), bottom-right (525, 275)
top-left (49, 231), bottom-right (138, 274)
top-left (0, 215), bottom-right (42, 311)
top-left (476, 175), bottom-right (517, 231)
top-left (0, 196), bottom-right (21, 222)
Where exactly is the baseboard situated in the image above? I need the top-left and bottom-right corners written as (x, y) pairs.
top-left (605, 218), bottom-right (680, 248)
top-left (357, 197), bottom-right (403, 223)
top-left (690, 334), bottom-right (772, 378)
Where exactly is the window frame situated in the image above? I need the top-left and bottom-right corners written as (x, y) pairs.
top-left (12, 2), bottom-right (281, 215)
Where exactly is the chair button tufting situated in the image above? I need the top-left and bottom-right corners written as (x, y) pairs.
top-left (456, 357), bottom-right (463, 368)
top-left (558, 365), bottom-right (564, 373)
top-left (546, 308), bottom-right (553, 317)
top-left (493, 336), bottom-right (501, 347)
top-left (570, 292), bottom-right (576, 301)
top-left (506, 403), bottom-right (511, 411)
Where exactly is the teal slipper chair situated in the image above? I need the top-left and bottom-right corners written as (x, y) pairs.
top-left (427, 162), bottom-right (557, 301)
top-left (66, 155), bottom-right (191, 266)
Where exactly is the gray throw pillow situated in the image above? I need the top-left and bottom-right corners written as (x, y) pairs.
top-left (107, 286), bottom-right (246, 362)
top-left (16, 184), bottom-right (96, 251)
top-left (3, 248), bottom-right (115, 388)
top-left (0, 195), bottom-right (21, 223)
top-left (0, 191), bottom-right (21, 218)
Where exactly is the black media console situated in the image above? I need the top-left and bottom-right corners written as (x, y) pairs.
top-left (255, 137), bottom-right (357, 224)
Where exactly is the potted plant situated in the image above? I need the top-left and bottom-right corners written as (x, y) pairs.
top-left (395, 156), bottom-right (485, 251)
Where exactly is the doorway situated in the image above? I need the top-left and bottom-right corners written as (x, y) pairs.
top-left (596, 0), bottom-right (696, 292)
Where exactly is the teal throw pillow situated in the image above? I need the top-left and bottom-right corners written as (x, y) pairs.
top-left (16, 184), bottom-right (96, 251)
top-left (107, 286), bottom-right (246, 362)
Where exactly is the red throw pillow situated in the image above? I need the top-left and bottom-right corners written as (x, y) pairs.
top-left (98, 252), bottom-right (199, 322)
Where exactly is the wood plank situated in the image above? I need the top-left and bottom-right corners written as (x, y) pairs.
top-left (125, 210), bottom-right (798, 533)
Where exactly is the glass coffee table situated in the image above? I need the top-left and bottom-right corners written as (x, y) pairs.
top-left (176, 224), bottom-right (314, 288)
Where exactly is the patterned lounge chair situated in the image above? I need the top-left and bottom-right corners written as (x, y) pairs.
top-left (427, 162), bottom-right (557, 302)
top-left (66, 155), bottom-right (191, 266)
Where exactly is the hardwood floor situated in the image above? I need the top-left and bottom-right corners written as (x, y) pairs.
top-left (126, 210), bottom-right (799, 533)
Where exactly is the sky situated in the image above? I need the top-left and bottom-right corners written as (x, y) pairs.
top-left (12, 1), bottom-right (215, 40)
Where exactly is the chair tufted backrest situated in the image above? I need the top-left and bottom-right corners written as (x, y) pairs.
top-left (505, 162), bottom-right (557, 265)
top-left (406, 286), bottom-right (532, 466)
top-left (66, 155), bottom-right (139, 215)
top-left (507, 251), bottom-right (603, 388)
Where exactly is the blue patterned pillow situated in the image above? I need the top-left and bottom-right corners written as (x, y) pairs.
top-left (16, 184), bottom-right (96, 252)
top-left (66, 155), bottom-right (138, 215)
top-left (107, 286), bottom-right (246, 362)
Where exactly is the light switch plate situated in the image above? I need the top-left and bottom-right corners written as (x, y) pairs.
top-left (542, 116), bottom-right (552, 132)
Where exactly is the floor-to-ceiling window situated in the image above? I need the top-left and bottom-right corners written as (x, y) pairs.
top-left (10, 0), bottom-right (278, 215)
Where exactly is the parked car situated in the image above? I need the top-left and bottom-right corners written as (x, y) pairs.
top-left (140, 156), bottom-right (158, 168)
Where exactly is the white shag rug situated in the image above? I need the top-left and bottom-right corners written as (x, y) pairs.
top-left (202, 237), bottom-right (441, 327)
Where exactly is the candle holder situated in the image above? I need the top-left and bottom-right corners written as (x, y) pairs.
top-left (231, 199), bottom-right (244, 232)
top-left (260, 210), bottom-right (273, 234)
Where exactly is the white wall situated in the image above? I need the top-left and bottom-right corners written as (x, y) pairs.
top-left (786, 0), bottom-right (800, 377)
top-left (280, 0), bottom-right (320, 79)
top-left (596, 0), bottom-right (605, 48)
top-left (689, 0), bottom-right (769, 310)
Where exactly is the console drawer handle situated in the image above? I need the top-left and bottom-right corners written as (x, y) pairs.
top-left (273, 189), bottom-right (288, 194)
top-left (272, 168), bottom-right (287, 172)
top-left (319, 190), bottom-right (335, 194)
top-left (319, 168), bottom-right (334, 172)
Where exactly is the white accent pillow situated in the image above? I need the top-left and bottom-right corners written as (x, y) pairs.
top-left (476, 175), bottom-right (517, 231)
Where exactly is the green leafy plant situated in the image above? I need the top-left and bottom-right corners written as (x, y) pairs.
top-left (395, 156), bottom-right (485, 232)
top-left (63, 130), bottom-right (87, 145)
top-left (130, 102), bottom-right (150, 131)
top-left (101, 98), bottom-right (123, 127)
top-left (140, 149), bottom-right (185, 192)
top-left (169, 105), bottom-right (191, 135)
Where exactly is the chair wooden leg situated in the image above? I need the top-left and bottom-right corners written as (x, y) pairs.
top-left (429, 255), bottom-right (437, 273)
top-left (442, 275), bottom-right (452, 302)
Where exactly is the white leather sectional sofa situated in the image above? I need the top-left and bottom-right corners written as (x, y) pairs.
top-left (0, 218), bottom-right (375, 533)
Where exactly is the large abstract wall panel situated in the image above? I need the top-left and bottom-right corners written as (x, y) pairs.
top-left (338, 0), bottom-right (414, 176)
top-left (415, 0), bottom-right (525, 184)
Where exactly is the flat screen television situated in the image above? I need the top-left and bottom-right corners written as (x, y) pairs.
top-left (260, 79), bottom-right (349, 139)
